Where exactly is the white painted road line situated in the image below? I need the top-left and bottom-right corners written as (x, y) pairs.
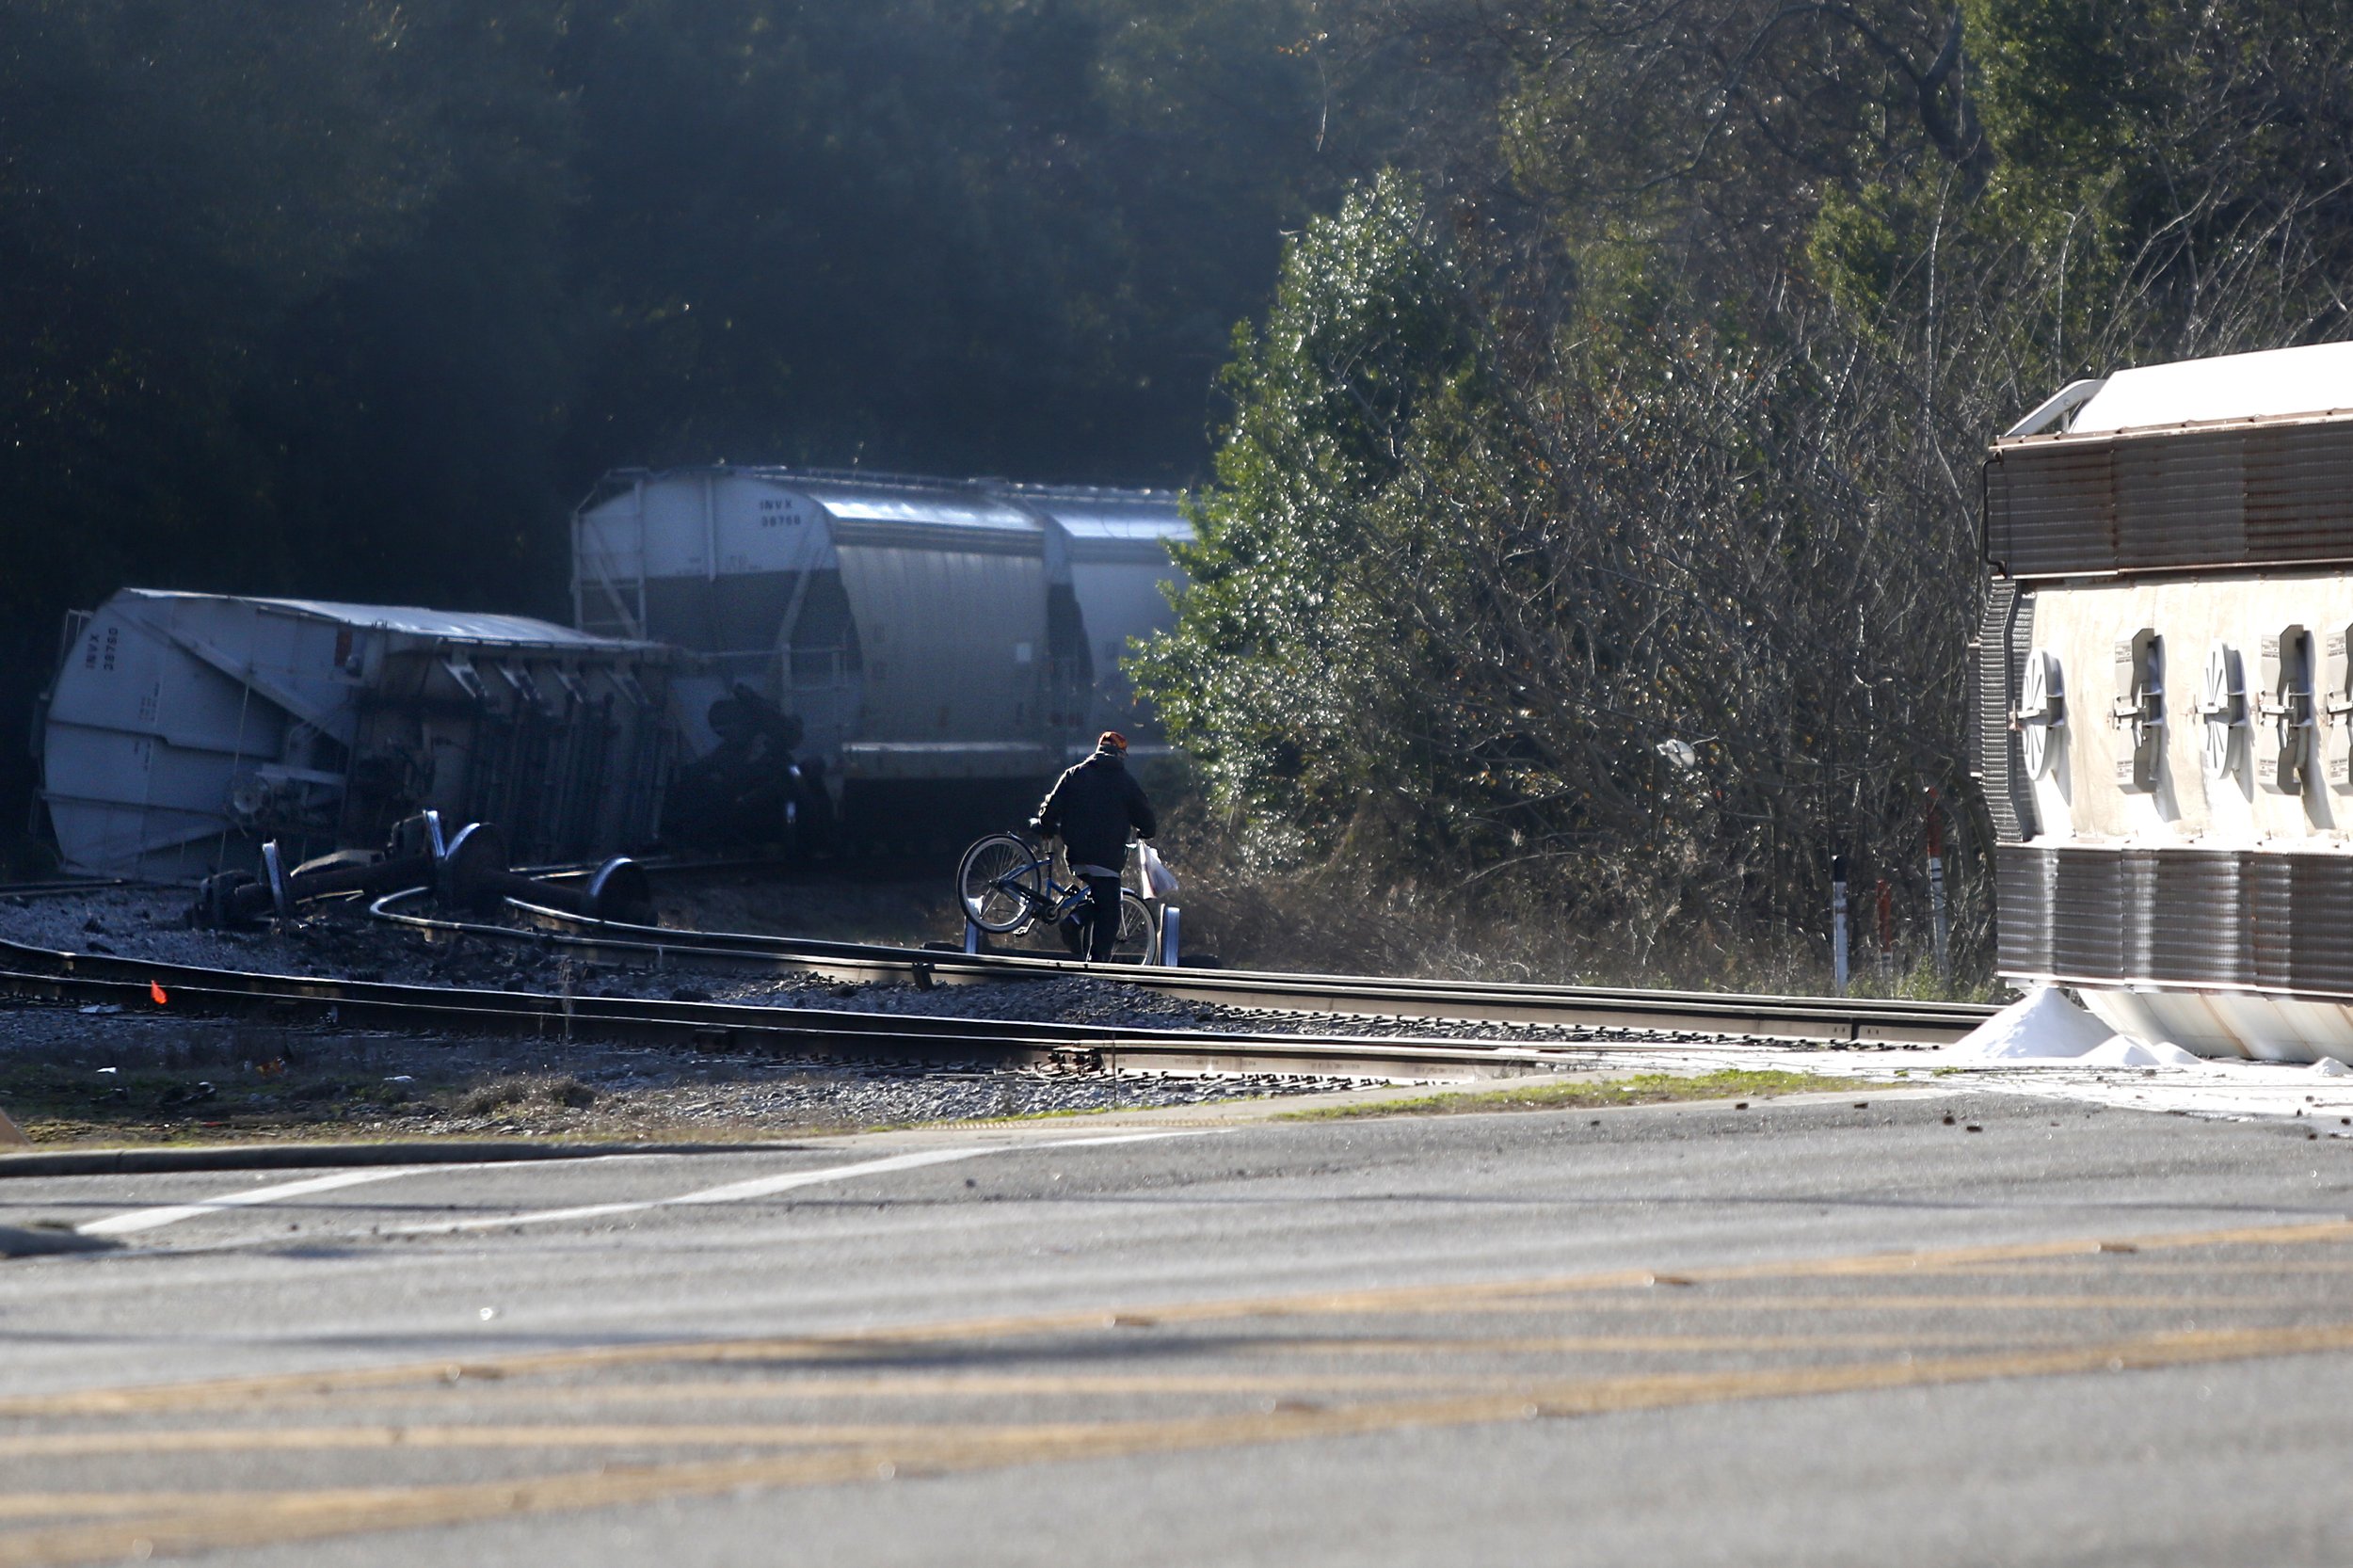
top-left (411, 1148), bottom-right (996, 1234)
top-left (670, 1146), bottom-right (1012, 1208)
top-left (78, 1168), bottom-right (424, 1238)
top-left (69, 1153), bottom-right (680, 1240)
top-left (399, 1130), bottom-right (1209, 1237)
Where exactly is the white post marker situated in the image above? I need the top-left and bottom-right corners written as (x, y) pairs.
top-left (0, 1105), bottom-right (27, 1148)
top-left (1926, 789), bottom-right (1953, 985)
top-left (1928, 852), bottom-right (1951, 984)
top-left (1873, 877), bottom-right (1895, 988)
top-left (1158, 905), bottom-right (1180, 968)
top-left (1831, 855), bottom-right (1849, 997)
top-left (964, 918), bottom-right (984, 955)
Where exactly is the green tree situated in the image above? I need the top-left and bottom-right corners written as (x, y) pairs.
top-left (1135, 173), bottom-right (1481, 859)
top-left (1148, 0), bottom-right (2353, 982)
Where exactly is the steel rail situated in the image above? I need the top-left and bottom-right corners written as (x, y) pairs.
top-left (0, 877), bottom-right (154, 900)
top-left (0, 936), bottom-right (1632, 1082)
top-left (0, 872), bottom-right (1992, 1047)
top-left (370, 889), bottom-right (1993, 1047)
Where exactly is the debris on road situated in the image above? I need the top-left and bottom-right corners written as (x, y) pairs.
top-left (0, 1224), bottom-right (119, 1258)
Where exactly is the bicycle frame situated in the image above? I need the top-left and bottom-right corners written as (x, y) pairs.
top-left (992, 839), bottom-right (1120, 935)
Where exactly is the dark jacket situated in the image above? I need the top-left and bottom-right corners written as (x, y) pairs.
top-left (1035, 750), bottom-right (1156, 871)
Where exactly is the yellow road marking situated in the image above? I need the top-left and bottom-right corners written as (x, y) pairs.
top-left (0, 1485), bottom-right (461, 1542)
top-left (1365, 1293), bottom-right (2285, 1313)
top-left (1229, 1333), bottom-right (2114, 1356)
top-left (0, 1424), bottom-right (1045, 1459)
top-left (0, 1499), bottom-right (223, 1524)
top-left (1917, 1258), bottom-right (2353, 1278)
top-left (63, 1371), bottom-right (1546, 1410)
top-left (5, 1320), bottom-right (2353, 1567)
top-left (0, 1336), bottom-right (2098, 1452)
top-left (1374, 1289), bottom-right (2287, 1308)
top-left (9, 1215), bottom-right (2351, 1422)
top-left (118, 1339), bottom-right (2058, 1414)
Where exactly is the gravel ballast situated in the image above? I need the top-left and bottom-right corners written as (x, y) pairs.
top-left (0, 882), bottom-right (1794, 1147)
top-left (0, 1000), bottom-right (1377, 1147)
top-left (0, 887), bottom-right (1749, 1048)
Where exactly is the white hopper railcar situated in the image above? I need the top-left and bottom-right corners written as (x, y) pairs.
top-left (37, 590), bottom-right (673, 880)
top-left (570, 467), bottom-right (1190, 827)
top-left (1976, 341), bottom-right (2353, 1061)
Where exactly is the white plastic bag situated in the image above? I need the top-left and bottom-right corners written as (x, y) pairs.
top-left (1137, 841), bottom-right (1179, 900)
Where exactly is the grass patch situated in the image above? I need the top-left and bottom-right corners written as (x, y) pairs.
top-left (457, 1074), bottom-right (597, 1115)
top-left (978, 1104), bottom-right (1119, 1124)
top-left (1282, 1067), bottom-right (1886, 1121)
top-left (0, 1057), bottom-right (600, 1148)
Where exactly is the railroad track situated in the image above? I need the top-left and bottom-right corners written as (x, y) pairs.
top-left (436, 891), bottom-right (1993, 1047)
top-left (0, 877), bottom-right (152, 900)
top-left (0, 934), bottom-right (1630, 1083)
top-left (0, 873), bottom-right (1994, 1085)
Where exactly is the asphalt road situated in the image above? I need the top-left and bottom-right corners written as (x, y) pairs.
top-left (5, 1085), bottom-right (2353, 1565)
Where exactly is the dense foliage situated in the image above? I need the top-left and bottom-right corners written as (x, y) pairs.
top-left (1139, 1), bottom-right (2353, 983)
top-left (0, 0), bottom-right (1351, 859)
top-left (14, 0), bottom-right (2349, 986)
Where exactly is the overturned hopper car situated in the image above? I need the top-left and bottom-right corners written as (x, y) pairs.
top-left (570, 467), bottom-right (1190, 838)
top-left (1976, 340), bottom-right (2353, 1062)
top-left (38, 590), bottom-right (673, 880)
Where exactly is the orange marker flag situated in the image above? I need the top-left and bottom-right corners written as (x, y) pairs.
top-left (149, 980), bottom-right (168, 1006)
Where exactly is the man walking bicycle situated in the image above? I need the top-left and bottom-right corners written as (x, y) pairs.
top-left (1032, 730), bottom-right (1158, 962)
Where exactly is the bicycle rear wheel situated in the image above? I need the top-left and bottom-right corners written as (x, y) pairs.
top-left (956, 833), bottom-right (1045, 933)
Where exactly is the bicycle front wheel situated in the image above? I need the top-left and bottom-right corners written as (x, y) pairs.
top-left (956, 833), bottom-right (1045, 933)
top-left (1109, 888), bottom-right (1156, 963)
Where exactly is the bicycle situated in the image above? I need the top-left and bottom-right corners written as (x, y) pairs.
top-left (954, 830), bottom-right (1155, 962)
